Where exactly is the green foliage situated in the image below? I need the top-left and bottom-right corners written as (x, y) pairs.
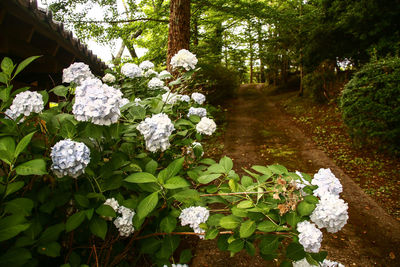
top-left (341, 57), bottom-right (400, 153)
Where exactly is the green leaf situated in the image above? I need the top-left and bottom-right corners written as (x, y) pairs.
top-left (139, 238), bottom-right (162, 254)
top-left (74, 194), bottom-right (90, 208)
top-left (237, 200), bottom-right (253, 209)
top-left (0, 137), bottom-right (15, 164)
top-left (38, 223), bottom-right (65, 244)
top-left (219, 156), bottom-right (233, 172)
top-left (137, 192), bottom-right (158, 219)
top-left (15, 159), bottom-right (47, 175)
top-left (125, 172), bottom-right (157, 183)
top-left (145, 159), bottom-right (158, 175)
top-left (37, 241), bottom-right (61, 257)
top-left (38, 90), bottom-right (49, 105)
top-left (96, 205), bottom-right (116, 218)
top-left (219, 215), bottom-right (241, 230)
top-left (259, 235), bottom-right (279, 255)
top-left (268, 165), bottom-right (288, 174)
top-left (126, 105), bottom-right (146, 120)
top-left (231, 207), bottom-right (248, 217)
top-left (60, 119), bottom-right (77, 139)
top-left (0, 248), bottom-right (31, 266)
top-left (228, 239), bottom-right (244, 253)
top-left (257, 221), bottom-right (277, 232)
top-left (208, 164), bottom-right (226, 174)
top-left (286, 242), bottom-right (306, 261)
top-left (304, 195), bottom-right (319, 204)
top-left (160, 216), bottom-right (177, 233)
top-left (240, 220), bottom-right (256, 238)
top-left (89, 216), bottom-right (107, 240)
top-left (14, 132), bottom-right (35, 159)
top-left (205, 228), bottom-right (219, 240)
top-left (199, 158), bottom-right (216, 165)
top-left (4, 198), bottom-right (34, 216)
top-left (1, 57), bottom-right (14, 76)
top-left (50, 85), bottom-right (68, 97)
top-left (285, 211), bottom-right (300, 227)
top-left (0, 215), bottom-right (30, 242)
top-left (172, 189), bottom-right (200, 204)
top-left (297, 201), bottom-right (316, 217)
top-left (158, 235), bottom-right (180, 259)
top-left (179, 249), bottom-right (193, 264)
top-left (66, 211), bottom-right (86, 232)
top-left (164, 176), bottom-right (190, 189)
top-left (252, 165), bottom-right (273, 176)
top-left (162, 157), bottom-right (184, 182)
top-left (241, 176), bottom-right (253, 188)
top-left (85, 208), bottom-right (94, 220)
top-left (0, 72), bottom-right (7, 84)
top-left (13, 56), bottom-right (40, 78)
top-left (207, 214), bottom-right (224, 226)
top-left (4, 181), bottom-right (24, 198)
top-left (198, 173), bottom-right (222, 184)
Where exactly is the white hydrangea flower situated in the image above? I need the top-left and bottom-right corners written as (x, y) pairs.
top-left (137, 113), bottom-right (175, 152)
top-left (73, 79), bottom-right (125, 125)
top-left (187, 107), bottom-right (207, 118)
top-left (144, 69), bottom-right (158, 77)
top-left (312, 168), bottom-right (343, 198)
top-left (134, 98), bottom-right (142, 106)
top-left (180, 95), bottom-right (190, 102)
top-left (114, 206), bottom-right (135, 237)
top-left (310, 193), bottom-right (348, 233)
top-left (119, 98), bottom-right (130, 108)
top-left (162, 92), bottom-right (182, 105)
top-left (148, 77), bottom-right (164, 89)
top-left (179, 206), bottom-right (209, 239)
top-left (170, 49), bottom-right (198, 71)
top-left (62, 62), bottom-right (95, 85)
top-left (191, 92), bottom-right (206, 104)
top-left (163, 264), bottom-right (189, 267)
top-left (50, 139), bottom-right (90, 178)
top-left (5, 91), bottom-right (44, 120)
top-left (139, 60), bottom-right (154, 70)
top-left (293, 258), bottom-right (344, 267)
top-left (291, 171), bottom-right (311, 196)
top-left (196, 117), bottom-right (216, 135)
top-left (102, 73), bottom-right (116, 83)
top-left (187, 142), bottom-right (204, 157)
top-left (121, 63), bottom-right (143, 78)
top-left (297, 221), bottom-right (323, 253)
top-left (159, 70), bottom-right (172, 79)
top-left (104, 198), bottom-right (119, 212)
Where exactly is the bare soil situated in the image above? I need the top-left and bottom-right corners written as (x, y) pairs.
top-left (191, 84), bottom-right (400, 267)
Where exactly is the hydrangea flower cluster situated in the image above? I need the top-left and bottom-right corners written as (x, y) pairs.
top-left (310, 193), bottom-right (349, 233)
top-left (62, 62), bottom-right (95, 85)
top-left (293, 258), bottom-right (344, 267)
top-left (50, 139), bottom-right (90, 178)
top-left (187, 107), bottom-right (207, 118)
top-left (159, 70), bottom-right (172, 79)
top-left (5, 91), bottom-right (44, 120)
top-left (296, 221), bottom-right (323, 253)
top-left (104, 198), bottom-right (119, 212)
top-left (191, 92), bottom-right (206, 104)
top-left (137, 113), bottom-right (175, 152)
top-left (119, 98), bottom-right (130, 108)
top-left (121, 63), bottom-right (143, 78)
top-left (134, 98), bottom-right (142, 106)
top-left (163, 264), bottom-right (188, 267)
top-left (162, 92), bottom-right (182, 105)
top-left (139, 60), bottom-right (154, 70)
top-left (114, 206), bottom-right (135, 237)
top-left (170, 49), bottom-right (198, 71)
top-left (180, 95), bottom-right (190, 102)
top-left (179, 206), bottom-right (209, 239)
top-left (311, 168), bottom-right (343, 198)
top-left (144, 69), bottom-right (158, 77)
top-left (148, 77), bottom-right (165, 89)
top-left (102, 73), bottom-right (116, 83)
top-left (196, 117), bottom-right (217, 135)
top-left (72, 78), bottom-right (125, 125)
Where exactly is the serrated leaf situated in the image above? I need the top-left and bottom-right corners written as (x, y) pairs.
top-left (125, 172), bottom-right (157, 183)
top-left (219, 156), bottom-right (233, 172)
top-left (4, 181), bottom-right (24, 198)
top-left (198, 173), bottom-right (222, 184)
top-left (228, 239), bottom-right (244, 253)
top-left (4, 198), bottom-right (34, 216)
top-left (37, 241), bottom-right (61, 257)
top-left (252, 165), bottom-right (273, 176)
top-left (14, 132), bottom-right (35, 159)
top-left (89, 216), bottom-right (107, 240)
top-left (237, 200), bottom-right (253, 209)
top-left (145, 159), bottom-right (158, 175)
top-left (137, 192), bottom-right (158, 219)
top-left (0, 248), bottom-right (31, 266)
top-left (297, 201), bottom-right (316, 217)
top-left (179, 249), bottom-right (192, 263)
top-left (240, 220), bottom-right (256, 238)
top-left (1, 57), bottom-right (14, 76)
top-left (208, 164), bottom-right (226, 174)
top-left (172, 189), bottom-right (200, 204)
top-left (0, 215), bottom-right (30, 242)
top-left (50, 85), bottom-right (68, 97)
top-left (96, 205), bottom-right (116, 218)
top-left (257, 221), bottom-right (277, 232)
top-left (66, 211), bottom-right (86, 232)
top-left (219, 215), bottom-right (241, 229)
top-left (260, 235), bottom-right (279, 255)
top-left (205, 228), bottom-right (219, 240)
top-left (13, 56), bottom-right (40, 78)
top-left (164, 176), bottom-right (190, 189)
top-left (38, 223), bottom-right (65, 244)
top-left (286, 242), bottom-right (306, 261)
top-left (74, 194), bottom-right (89, 208)
top-left (15, 159), bottom-right (47, 176)
top-left (268, 164), bottom-right (288, 174)
top-left (160, 216), bottom-right (176, 233)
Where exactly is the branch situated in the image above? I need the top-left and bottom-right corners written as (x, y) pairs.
top-left (200, 191), bottom-right (272, 197)
top-left (134, 230), bottom-right (290, 240)
top-left (66, 18), bottom-right (169, 24)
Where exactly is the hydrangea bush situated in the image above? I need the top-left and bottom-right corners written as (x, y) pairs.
top-left (0, 53), bottom-right (346, 267)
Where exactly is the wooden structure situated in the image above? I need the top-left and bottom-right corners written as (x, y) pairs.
top-left (0, 0), bottom-right (107, 89)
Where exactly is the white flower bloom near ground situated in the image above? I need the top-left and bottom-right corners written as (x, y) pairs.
top-left (148, 77), bottom-right (164, 89)
top-left (139, 60), bottom-right (154, 70)
top-left (104, 198), bottom-right (119, 212)
top-left (293, 258), bottom-right (344, 267)
top-left (62, 62), bottom-right (95, 85)
top-left (121, 63), bottom-right (143, 78)
top-left (310, 193), bottom-right (349, 233)
top-left (179, 206), bottom-right (209, 239)
top-left (191, 92), bottom-right (206, 104)
top-left (170, 49), bottom-right (198, 70)
top-left (196, 117), bottom-right (216, 135)
top-left (311, 168), bottom-right (343, 198)
top-left (144, 69), bottom-right (158, 77)
top-left (5, 91), bottom-right (44, 120)
top-left (297, 221), bottom-right (323, 253)
top-left (50, 139), bottom-right (90, 178)
top-left (162, 92), bottom-right (182, 105)
top-left (159, 70), bottom-right (172, 79)
top-left (187, 107), bottom-right (207, 118)
top-left (180, 94), bottom-right (190, 102)
top-left (137, 113), bottom-right (175, 152)
top-left (102, 73), bottom-right (116, 83)
top-left (114, 206), bottom-right (135, 237)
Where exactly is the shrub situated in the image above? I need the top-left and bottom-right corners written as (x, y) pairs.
top-left (340, 57), bottom-right (400, 153)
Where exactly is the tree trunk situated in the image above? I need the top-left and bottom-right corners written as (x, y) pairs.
top-left (167, 0), bottom-right (191, 71)
top-left (257, 21), bottom-right (266, 83)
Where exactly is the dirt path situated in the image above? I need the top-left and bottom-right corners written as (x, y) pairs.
top-left (192, 84), bottom-right (400, 267)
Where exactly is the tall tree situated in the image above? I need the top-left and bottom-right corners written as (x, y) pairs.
top-left (167, 0), bottom-right (191, 71)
